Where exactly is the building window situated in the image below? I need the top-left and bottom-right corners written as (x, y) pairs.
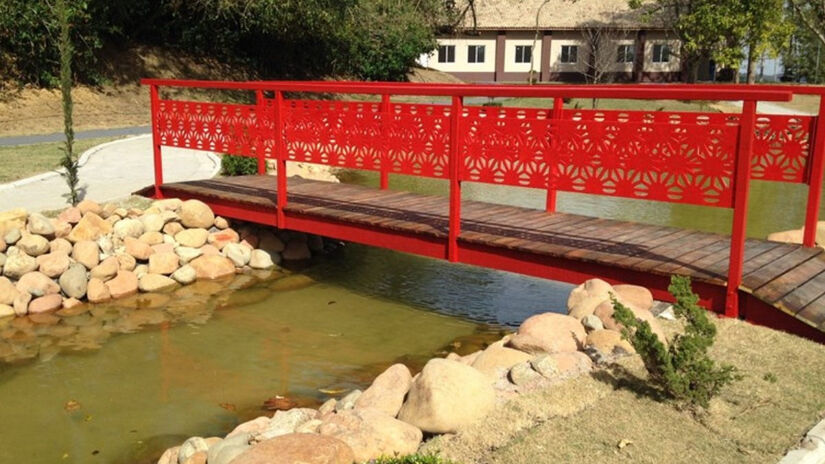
top-left (468, 45), bottom-right (485, 63)
top-left (652, 43), bottom-right (671, 63)
top-left (617, 44), bottom-right (635, 63)
top-left (560, 45), bottom-right (578, 64)
top-left (438, 45), bottom-right (455, 63)
top-left (515, 45), bottom-right (532, 63)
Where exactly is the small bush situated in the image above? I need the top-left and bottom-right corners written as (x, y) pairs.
top-left (368, 455), bottom-right (456, 464)
top-left (612, 275), bottom-right (740, 409)
top-left (221, 154), bottom-right (258, 176)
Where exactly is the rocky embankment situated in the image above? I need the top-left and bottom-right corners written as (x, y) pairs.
top-left (0, 199), bottom-right (326, 317)
top-left (158, 278), bottom-right (666, 464)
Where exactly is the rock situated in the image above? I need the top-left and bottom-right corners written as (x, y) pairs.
top-left (3, 227), bottom-right (21, 245)
top-left (0, 277), bottom-right (19, 305)
top-left (171, 265), bottom-right (197, 285)
top-left (319, 398), bottom-right (337, 415)
top-left (50, 238), bottom-right (73, 255)
top-left (175, 229), bottom-right (209, 248)
top-left (585, 329), bottom-right (635, 356)
top-left (509, 362), bottom-right (544, 386)
top-left (175, 246), bottom-right (203, 264)
top-left (139, 231), bottom-right (164, 246)
top-left (66, 213), bottom-right (112, 243)
top-left (0, 240), bottom-right (5, 253)
top-left (87, 278), bottom-right (111, 303)
top-left (153, 243), bottom-right (175, 255)
top-left (613, 284), bottom-right (654, 311)
top-left (529, 354), bottom-right (559, 378)
top-left (259, 231), bottom-right (285, 253)
top-left (158, 447), bottom-right (180, 464)
top-left (768, 229), bottom-right (803, 244)
top-left (182, 451), bottom-right (207, 464)
top-left (58, 207), bottom-right (82, 224)
top-left (593, 299), bottom-right (667, 343)
top-left (72, 240), bottom-right (100, 269)
top-left (335, 389), bottom-right (362, 412)
top-left (27, 213), bottom-right (55, 236)
top-left (227, 417), bottom-right (270, 439)
top-left (163, 222), bottom-right (185, 236)
top-left (124, 236), bottom-right (154, 261)
top-left (319, 408), bottom-right (422, 462)
top-left (257, 408), bottom-right (319, 440)
top-left (248, 250), bottom-right (276, 269)
top-left (207, 434), bottom-right (253, 464)
top-left (180, 200), bottom-right (215, 229)
top-left (116, 253), bottom-right (137, 272)
top-left (62, 297), bottom-right (82, 309)
top-left (296, 419), bottom-right (323, 434)
top-left (354, 363), bottom-right (412, 417)
top-left (113, 218), bottom-right (145, 240)
top-left (546, 351), bottom-right (593, 377)
top-left (3, 253), bottom-right (37, 280)
top-left (208, 228), bottom-right (240, 250)
top-left (153, 198), bottom-right (183, 212)
top-left (139, 273), bottom-right (177, 292)
top-left (148, 252), bottom-right (180, 275)
top-left (0, 304), bottom-right (13, 318)
top-left (90, 257), bottom-right (119, 281)
top-left (0, 209), bottom-right (27, 236)
top-left (77, 199), bottom-right (102, 216)
top-left (16, 271), bottom-right (60, 296)
top-left (232, 434), bottom-right (354, 464)
top-left (567, 278), bottom-right (613, 317)
top-left (59, 263), bottom-right (89, 299)
top-left (214, 216), bottom-right (230, 229)
top-left (308, 235), bottom-right (324, 253)
top-left (508, 313), bottom-right (586, 354)
top-left (199, 244), bottom-right (221, 257)
top-left (190, 255), bottom-right (236, 280)
top-left (105, 271), bottom-right (139, 298)
top-left (13, 291), bottom-right (31, 315)
top-left (470, 343), bottom-right (533, 380)
top-left (282, 240), bottom-right (311, 261)
top-left (36, 252), bottom-right (70, 278)
top-left (140, 213), bottom-right (164, 233)
top-left (178, 437), bottom-right (209, 464)
top-left (134, 264), bottom-right (149, 277)
top-left (17, 234), bottom-right (49, 257)
top-left (397, 358), bottom-right (494, 434)
top-left (52, 220), bottom-right (72, 238)
top-left (223, 243), bottom-right (251, 267)
top-left (581, 314), bottom-right (605, 332)
top-left (28, 294), bottom-right (63, 314)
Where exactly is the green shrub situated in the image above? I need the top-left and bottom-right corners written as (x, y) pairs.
top-left (221, 154), bottom-right (258, 176)
top-left (368, 455), bottom-right (457, 464)
top-left (611, 275), bottom-right (740, 409)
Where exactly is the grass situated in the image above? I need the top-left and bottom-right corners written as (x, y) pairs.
top-left (497, 97), bottom-right (721, 113)
top-left (421, 317), bottom-right (825, 464)
top-left (0, 136), bottom-right (123, 183)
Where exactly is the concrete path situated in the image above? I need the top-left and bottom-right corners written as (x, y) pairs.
top-left (0, 125), bottom-right (151, 147)
top-left (723, 101), bottom-right (815, 116)
top-left (0, 134), bottom-right (220, 212)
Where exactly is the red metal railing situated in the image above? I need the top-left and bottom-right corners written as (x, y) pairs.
top-left (142, 79), bottom-right (825, 318)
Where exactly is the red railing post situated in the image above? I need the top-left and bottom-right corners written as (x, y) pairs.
top-left (726, 99), bottom-right (758, 318)
top-left (149, 84), bottom-right (164, 198)
top-left (380, 94), bottom-right (391, 190)
top-left (546, 96), bottom-right (564, 212)
top-left (448, 95), bottom-right (464, 262)
top-left (803, 95), bottom-right (825, 247)
top-left (255, 89), bottom-right (267, 175)
top-left (274, 90), bottom-right (287, 228)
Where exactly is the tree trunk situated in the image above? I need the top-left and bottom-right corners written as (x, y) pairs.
top-left (746, 42), bottom-right (758, 84)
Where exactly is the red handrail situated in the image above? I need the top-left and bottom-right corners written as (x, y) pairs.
top-left (144, 79), bottom-right (821, 319)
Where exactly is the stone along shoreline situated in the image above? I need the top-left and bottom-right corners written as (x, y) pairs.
top-left (157, 278), bottom-right (663, 464)
top-left (0, 198), bottom-right (328, 317)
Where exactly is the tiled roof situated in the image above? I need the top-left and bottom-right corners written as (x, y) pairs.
top-left (453, 0), bottom-right (664, 30)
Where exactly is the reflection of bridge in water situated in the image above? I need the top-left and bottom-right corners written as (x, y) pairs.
top-left (139, 79), bottom-right (825, 343)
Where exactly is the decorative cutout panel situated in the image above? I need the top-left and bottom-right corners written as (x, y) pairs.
top-left (155, 100), bottom-right (259, 156)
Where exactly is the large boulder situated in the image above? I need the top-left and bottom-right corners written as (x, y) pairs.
top-left (256, 408), bottom-right (318, 441)
top-left (470, 343), bottom-right (532, 380)
top-left (124, 237), bottom-right (154, 261)
top-left (319, 408), bottom-right (422, 462)
top-left (50, 238), bottom-right (73, 255)
top-left (282, 240), bottom-right (311, 261)
top-left (567, 278), bottom-right (613, 319)
top-left (138, 273), bottom-right (177, 293)
top-left (16, 271), bottom-right (60, 296)
top-left (140, 213), bottom-right (164, 233)
top-left (76, 199), bottom-right (102, 216)
top-left (189, 255), bottom-right (236, 280)
top-left (28, 294), bottom-right (63, 314)
top-left (258, 231), bottom-right (285, 253)
top-left (508, 313), bottom-right (586, 354)
top-left (0, 276), bottom-right (19, 305)
top-left (248, 249), bottom-right (276, 269)
top-left (57, 207), bottom-right (82, 224)
top-left (593, 300), bottom-right (667, 343)
top-left (397, 358), bottom-right (494, 434)
top-left (90, 257), bottom-right (119, 281)
top-left (36, 252), bottom-right (70, 278)
top-left (175, 229), bottom-right (209, 248)
top-left (223, 243), bottom-right (251, 267)
top-left (0, 209), bottom-right (27, 236)
top-left (171, 265), bottom-right (197, 285)
top-left (66, 213), bottom-right (112, 243)
top-left (113, 218), bottom-right (145, 239)
top-left (17, 234), bottom-right (49, 257)
top-left (27, 213), bottom-right (55, 236)
top-left (105, 271), bottom-right (139, 298)
top-left (354, 363), bottom-right (412, 417)
top-left (585, 329), bottom-right (635, 357)
top-left (3, 253), bottom-right (37, 280)
top-left (208, 229), bottom-right (240, 250)
top-left (148, 252), bottom-right (180, 275)
top-left (232, 434), bottom-right (354, 464)
top-left (180, 200), bottom-right (215, 229)
top-left (612, 284), bottom-right (654, 311)
top-left (60, 264), bottom-right (89, 300)
top-left (87, 278), bottom-right (111, 303)
top-left (72, 240), bottom-right (100, 269)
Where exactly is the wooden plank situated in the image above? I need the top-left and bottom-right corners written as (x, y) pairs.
top-left (793, 296), bottom-right (825, 328)
top-left (753, 255), bottom-right (825, 304)
top-left (776, 269), bottom-right (825, 315)
top-left (655, 238), bottom-right (731, 276)
top-left (743, 247), bottom-right (824, 290)
top-left (615, 229), bottom-right (708, 269)
top-left (629, 231), bottom-right (722, 274)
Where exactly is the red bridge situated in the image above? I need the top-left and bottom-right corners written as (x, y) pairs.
top-left (138, 79), bottom-right (825, 342)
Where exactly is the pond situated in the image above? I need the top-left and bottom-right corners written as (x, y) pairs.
top-left (0, 168), bottom-right (817, 463)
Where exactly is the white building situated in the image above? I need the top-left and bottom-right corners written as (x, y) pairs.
top-left (422, 0), bottom-right (682, 83)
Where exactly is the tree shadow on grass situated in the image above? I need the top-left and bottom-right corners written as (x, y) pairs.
top-left (591, 361), bottom-right (670, 404)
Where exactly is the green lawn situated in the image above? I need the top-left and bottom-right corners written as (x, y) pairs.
top-left (0, 136), bottom-right (123, 183)
top-left (497, 97), bottom-right (721, 113)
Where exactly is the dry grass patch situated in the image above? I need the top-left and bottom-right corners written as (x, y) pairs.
top-left (0, 136), bottom-right (124, 183)
top-left (423, 317), bottom-right (825, 464)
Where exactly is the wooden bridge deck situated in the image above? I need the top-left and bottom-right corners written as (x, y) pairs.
top-left (137, 175), bottom-right (825, 341)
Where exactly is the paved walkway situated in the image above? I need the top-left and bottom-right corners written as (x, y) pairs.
top-left (0, 135), bottom-right (220, 212)
top-left (0, 126), bottom-right (151, 147)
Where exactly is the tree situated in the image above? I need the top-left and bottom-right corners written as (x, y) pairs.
top-left (55, 0), bottom-right (80, 206)
top-left (529, 0), bottom-right (552, 84)
top-left (782, 18), bottom-right (825, 83)
top-left (789, 0), bottom-right (825, 49)
top-left (739, 0), bottom-right (792, 84)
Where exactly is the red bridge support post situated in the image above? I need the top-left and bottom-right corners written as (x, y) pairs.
top-left (275, 90), bottom-right (287, 228)
top-left (380, 94), bottom-right (391, 190)
top-left (546, 96), bottom-right (564, 213)
top-left (149, 84), bottom-right (164, 198)
top-left (804, 96), bottom-right (825, 247)
top-left (255, 90), bottom-right (267, 175)
top-left (726, 100), bottom-right (758, 318)
top-left (448, 96), bottom-right (463, 262)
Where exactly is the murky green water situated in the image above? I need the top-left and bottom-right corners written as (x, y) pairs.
top-left (0, 167), bottom-right (819, 464)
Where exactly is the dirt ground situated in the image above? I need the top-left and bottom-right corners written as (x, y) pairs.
top-left (421, 317), bottom-right (825, 464)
